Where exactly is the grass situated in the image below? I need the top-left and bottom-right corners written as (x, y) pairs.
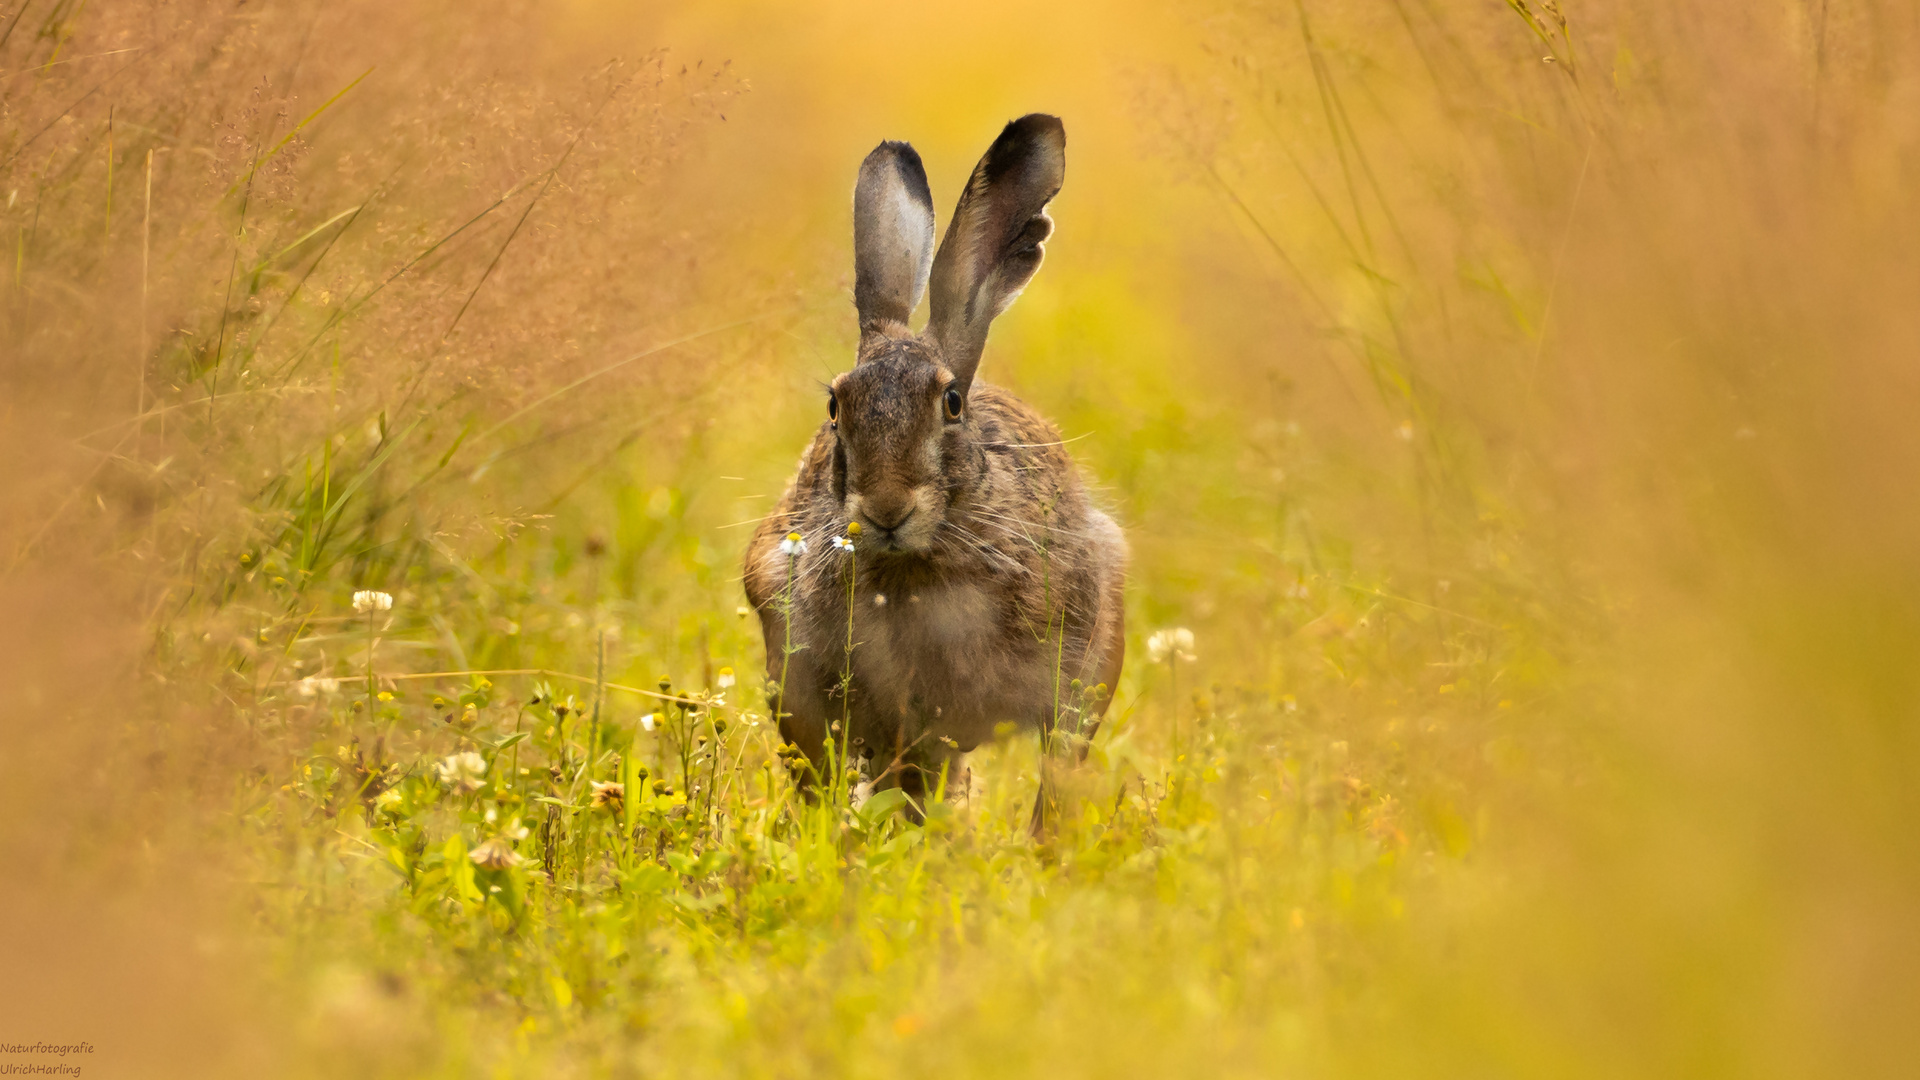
top-left (3, 1), bottom-right (1919, 1077)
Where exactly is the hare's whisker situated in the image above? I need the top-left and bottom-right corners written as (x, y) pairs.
top-left (935, 521), bottom-right (1027, 575)
top-left (964, 507), bottom-right (1102, 543)
top-left (982, 432), bottom-right (1093, 450)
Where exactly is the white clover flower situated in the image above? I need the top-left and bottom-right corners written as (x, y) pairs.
top-left (716, 667), bottom-right (736, 690)
top-left (779, 532), bottom-right (808, 557)
top-left (352, 590), bottom-right (394, 614)
top-left (831, 535), bottom-right (854, 553)
top-left (434, 751), bottom-right (487, 794)
top-left (1147, 627), bottom-right (1197, 665)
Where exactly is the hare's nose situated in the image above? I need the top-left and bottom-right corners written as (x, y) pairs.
top-left (864, 502), bottom-right (915, 533)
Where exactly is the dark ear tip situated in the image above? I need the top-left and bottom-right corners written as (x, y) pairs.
top-left (859, 140), bottom-right (933, 208)
top-left (1004, 113), bottom-right (1065, 149)
top-left (983, 114), bottom-right (1065, 184)
top-left (862, 140), bottom-right (925, 175)
top-left (866, 138), bottom-right (918, 159)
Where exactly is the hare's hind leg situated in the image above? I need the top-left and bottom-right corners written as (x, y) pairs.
top-left (1030, 561), bottom-right (1127, 838)
top-left (745, 527), bottom-right (833, 799)
top-left (748, 591), bottom-right (831, 798)
top-left (1029, 688), bottom-right (1119, 838)
top-left (774, 666), bottom-right (834, 800)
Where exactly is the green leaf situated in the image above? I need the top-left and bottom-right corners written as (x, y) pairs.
top-left (857, 786), bottom-right (914, 826)
top-left (621, 733), bottom-right (640, 835)
top-left (623, 862), bottom-right (675, 897)
top-left (479, 865), bottom-right (526, 924)
top-left (444, 834), bottom-right (482, 904)
top-left (382, 844), bottom-right (413, 883)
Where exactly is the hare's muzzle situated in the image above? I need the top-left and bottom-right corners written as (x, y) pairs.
top-left (864, 500), bottom-right (913, 531)
top-left (850, 487), bottom-right (935, 553)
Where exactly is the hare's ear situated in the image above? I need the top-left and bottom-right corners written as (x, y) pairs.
top-left (927, 114), bottom-right (1065, 393)
top-left (853, 141), bottom-right (936, 341)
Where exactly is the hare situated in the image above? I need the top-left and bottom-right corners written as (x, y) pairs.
top-left (743, 114), bottom-right (1126, 827)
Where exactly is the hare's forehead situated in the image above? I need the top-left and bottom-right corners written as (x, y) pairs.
top-left (832, 354), bottom-right (954, 409)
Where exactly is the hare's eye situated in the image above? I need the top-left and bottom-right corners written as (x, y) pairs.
top-left (827, 394), bottom-right (838, 427)
top-left (942, 388), bottom-right (964, 422)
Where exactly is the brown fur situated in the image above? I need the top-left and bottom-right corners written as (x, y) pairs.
top-left (744, 116), bottom-right (1126, 813)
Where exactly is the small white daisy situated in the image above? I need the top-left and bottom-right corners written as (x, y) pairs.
top-left (716, 667), bottom-right (736, 690)
top-left (779, 532), bottom-right (808, 557)
top-left (352, 590), bottom-right (394, 614)
top-left (641, 713), bottom-right (657, 732)
top-left (831, 535), bottom-right (854, 553)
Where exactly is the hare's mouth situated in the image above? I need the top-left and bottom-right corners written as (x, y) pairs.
top-left (849, 488), bottom-right (940, 554)
top-left (863, 513), bottom-right (922, 554)
top-left (854, 512), bottom-right (938, 556)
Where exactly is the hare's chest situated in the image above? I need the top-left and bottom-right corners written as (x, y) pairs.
top-left (851, 581), bottom-right (1016, 710)
top-left (863, 582), bottom-right (994, 659)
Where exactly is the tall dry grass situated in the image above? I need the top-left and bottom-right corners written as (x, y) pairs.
top-left (2, 0), bottom-right (1917, 1076)
top-left (3, 3), bottom-right (751, 1072)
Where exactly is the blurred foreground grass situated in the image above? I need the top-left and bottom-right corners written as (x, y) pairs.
top-left (2, 1), bottom-right (1917, 1077)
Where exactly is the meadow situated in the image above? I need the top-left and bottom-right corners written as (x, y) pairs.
top-left (3, 1), bottom-right (1917, 1077)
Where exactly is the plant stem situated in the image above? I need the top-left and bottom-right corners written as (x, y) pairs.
top-left (589, 627), bottom-right (605, 781)
top-left (1169, 657), bottom-right (1180, 772)
top-left (840, 546), bottom-right (857, 799)
top-left (366, 606), bottom-right (376, 721)
top-left (775, 552), bottom-right (797, 736)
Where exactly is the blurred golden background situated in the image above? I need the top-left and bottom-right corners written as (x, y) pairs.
top-left (3, 0), bottom-right (1917, 1076)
